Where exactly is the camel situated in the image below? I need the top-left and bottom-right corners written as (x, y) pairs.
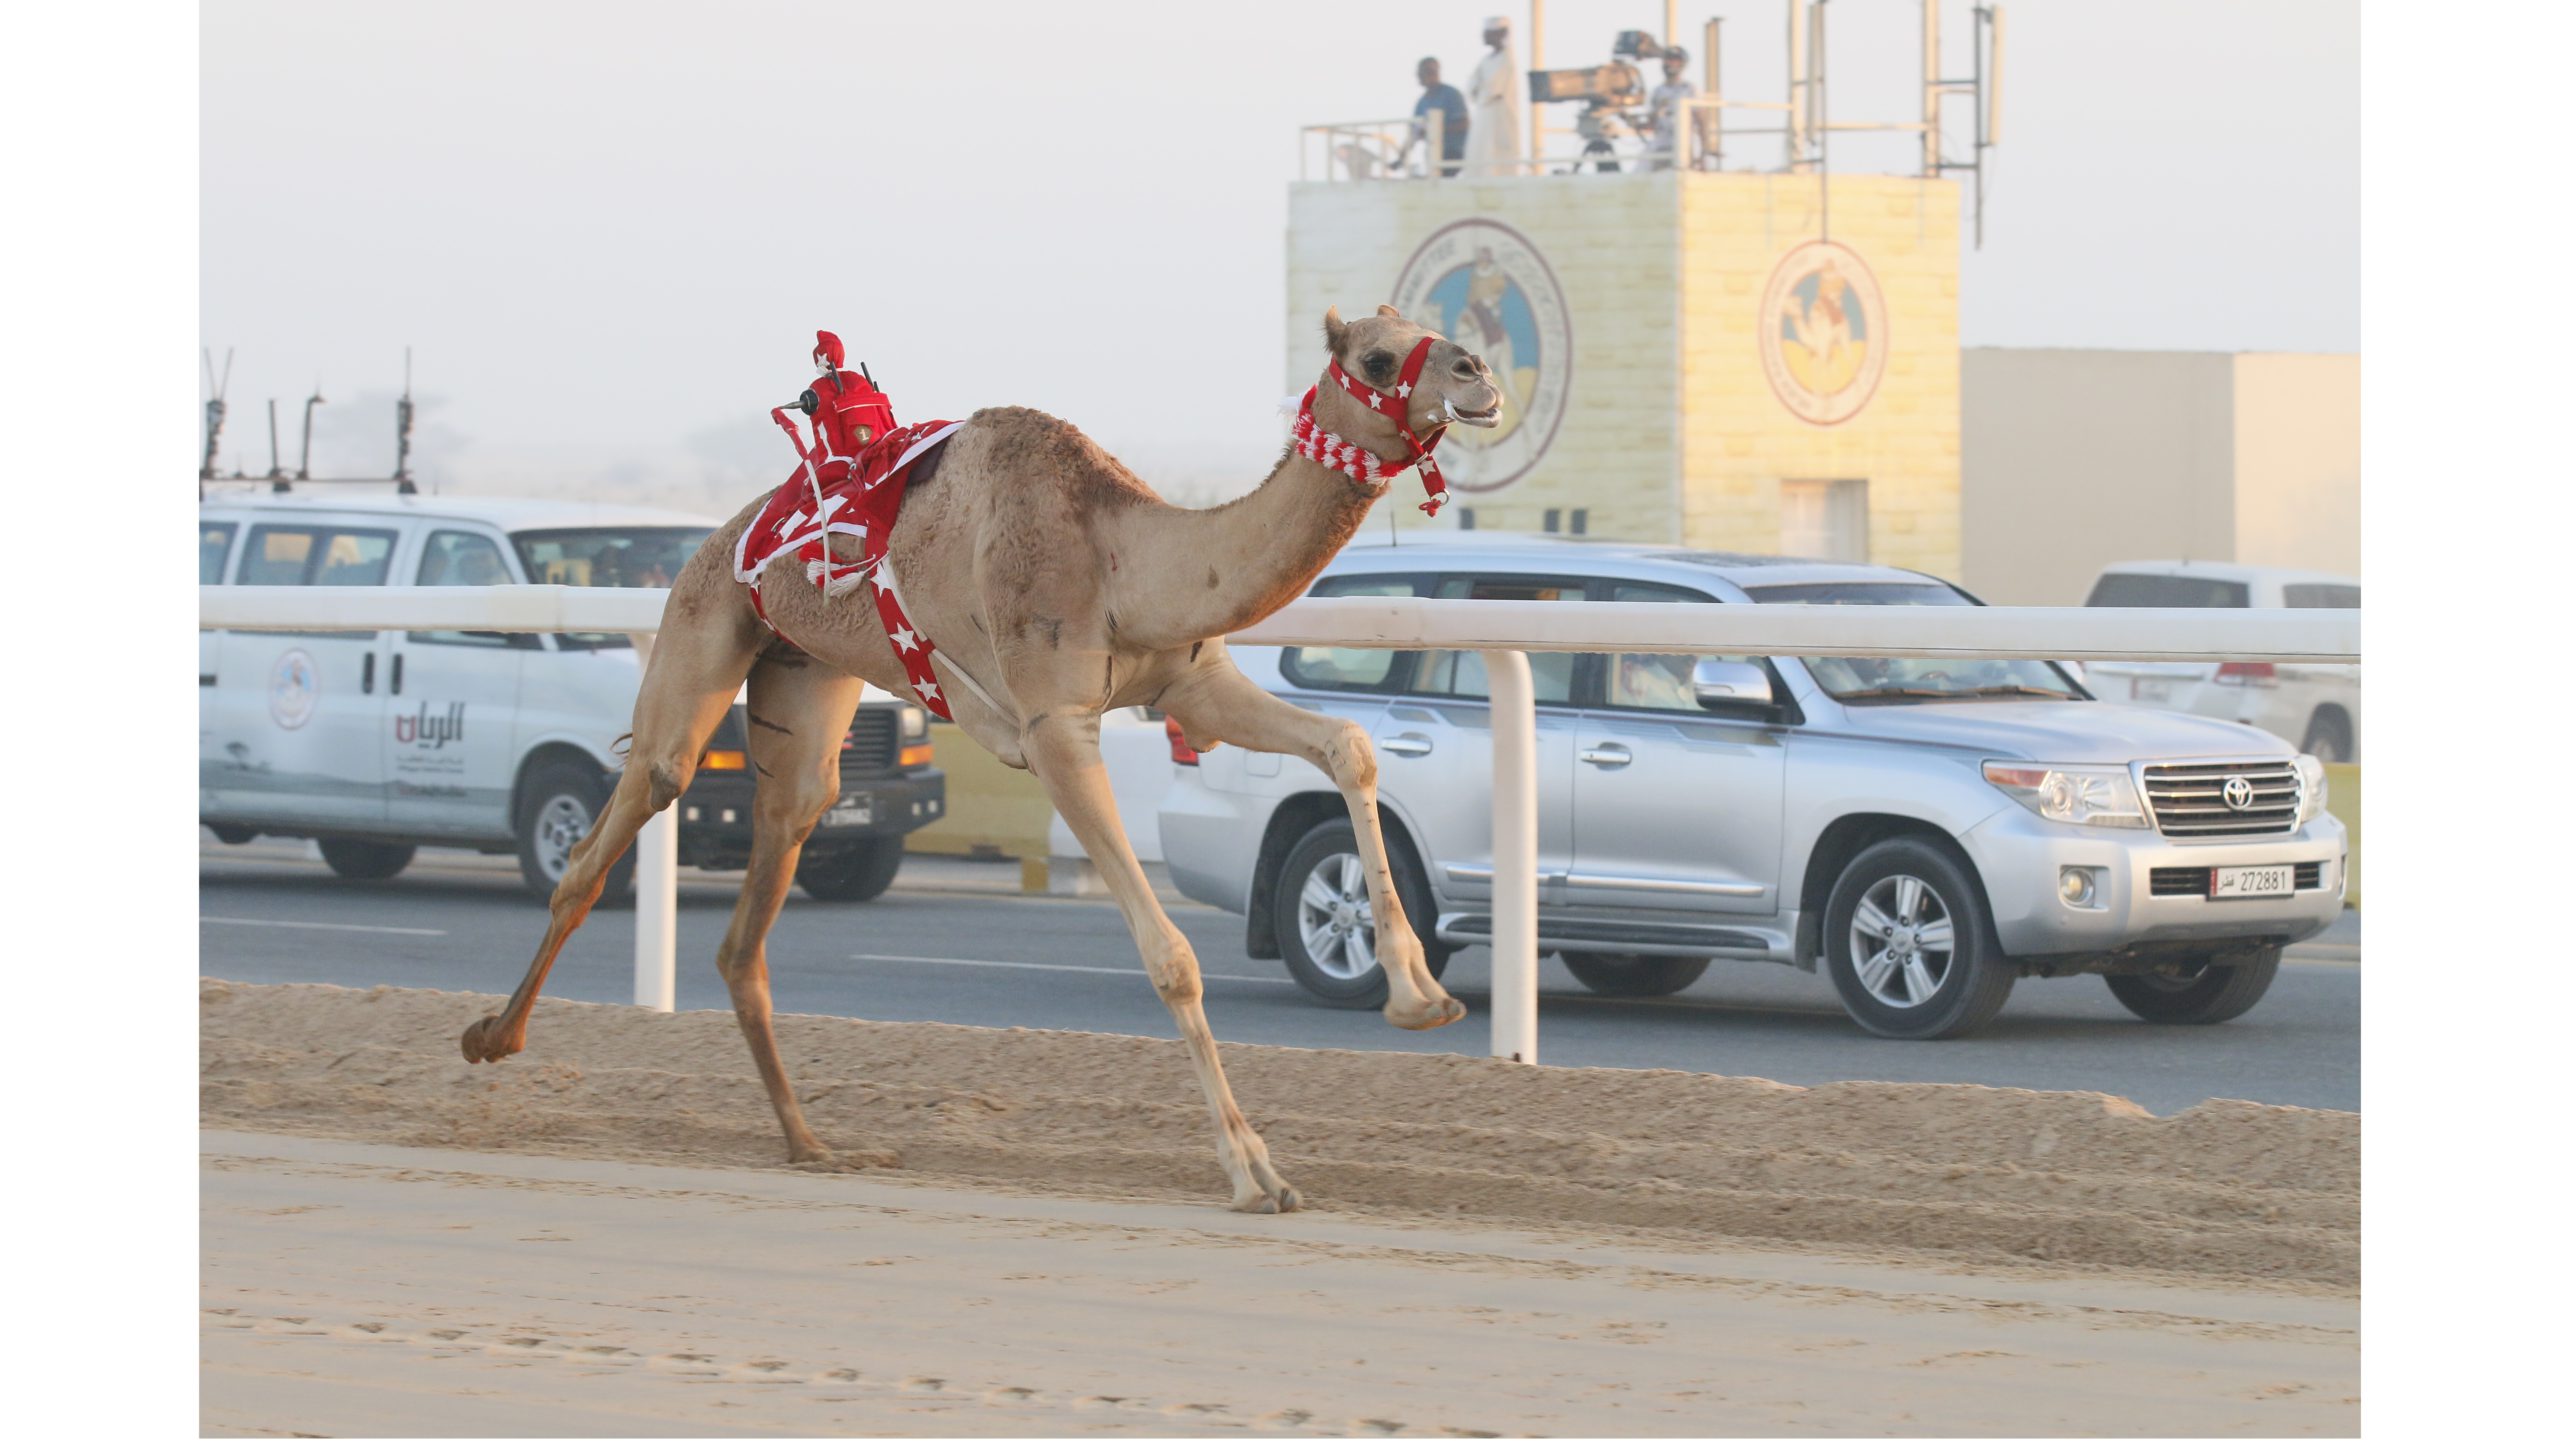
top-left (460, 305), bottom-right (1503, 1213)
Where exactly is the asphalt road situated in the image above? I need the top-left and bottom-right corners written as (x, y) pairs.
top-left (199, 840), bottom-right (2361, 1114)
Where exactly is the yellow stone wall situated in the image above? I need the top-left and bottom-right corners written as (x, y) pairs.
top-left (1286, 172), bottom-right (1963, 577)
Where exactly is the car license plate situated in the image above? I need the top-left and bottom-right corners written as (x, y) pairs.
top-left (2131, 677), bottom-right (2175, 702)
top-left (2210, 865), bottom-right (2292, 899)
top-left (823, 795), bottom-right (873, 828)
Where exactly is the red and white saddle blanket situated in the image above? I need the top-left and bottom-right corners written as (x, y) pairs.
top-left (733, 418), bottom-right (967, 718)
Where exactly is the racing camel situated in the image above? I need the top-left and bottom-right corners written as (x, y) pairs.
top-left (462, 306), bottom-right (1503, 1213)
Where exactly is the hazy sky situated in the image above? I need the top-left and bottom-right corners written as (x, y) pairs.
top-left (200, 0), bottom-right (2357, 513)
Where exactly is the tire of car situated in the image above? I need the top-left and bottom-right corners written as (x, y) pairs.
top-left (2103, 944), bottom-right (2281, 1025)
top-left (2303, 712), bottom-right (2353, 764)
top-left (796, 836), bottom-right (905, 902)
top-left (207, 824), bottom-right (258, 845)
top-left (1821, 837), bottom-right (2016, 1040)
top-left (1274, 818), bottom-right (1450, 1009)
top-left (516, 759), bottom-right (634, 908)
top-left (316, 837), bottom-right (416, 881)
top-left (1560, 952), bottom-right (1710, 997)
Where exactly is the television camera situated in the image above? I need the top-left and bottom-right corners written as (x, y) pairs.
top-left (1527, 31), bottom-right (1667, 171)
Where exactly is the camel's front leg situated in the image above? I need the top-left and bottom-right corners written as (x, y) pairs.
top-left (1020, 706), bottom-right (1301, 1213)
top-left (1159, 651), bottom-right (1465, 1031)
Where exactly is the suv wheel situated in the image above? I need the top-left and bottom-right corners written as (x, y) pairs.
top-left (316, 837), bottom-right (415, 881)
top-left (2105, 944), bottom-right (2281, 1024)
top-left (516, 760), bottom-right (634, 908)
top-left (1560, 952), bottom-right (1710, 997)
top-left (1822, 837), bottom-right (2015, 1039)
top-left (797, 837), bottom-right (905, 902)
top-left (2303, 713), bottom-right (2352, 764)
top-left (1275, 818), bottom-right (1449, 1008)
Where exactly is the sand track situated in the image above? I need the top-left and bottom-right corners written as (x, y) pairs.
top-left (199, 979), bottom-right (2357, 1290)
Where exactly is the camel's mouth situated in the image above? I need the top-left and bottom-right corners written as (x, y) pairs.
top-left (1449, 401), bottom-right (1502, 428)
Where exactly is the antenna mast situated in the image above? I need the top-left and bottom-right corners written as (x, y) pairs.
top-left (199, 347), bottom-right (233, 495)
top-left (393, 346), bottom-right (417, 494)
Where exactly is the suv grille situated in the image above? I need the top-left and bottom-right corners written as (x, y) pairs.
top-left (2140, 760), bottom-right (2302, 837)
top-left (840, 709), bottom-right (898, 777)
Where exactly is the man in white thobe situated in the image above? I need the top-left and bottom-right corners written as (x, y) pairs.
top-left (1464, 16), bottom-right (1522, 175)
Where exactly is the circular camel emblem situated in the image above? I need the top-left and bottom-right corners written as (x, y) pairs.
top-left (1390, 218), bottom-right (1572, 494)
top-left (1759, 240), bottom-right (1888, 425)
top-left (269, 647), bottom-right (318, 730)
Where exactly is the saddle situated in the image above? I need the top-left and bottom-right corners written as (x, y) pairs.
top-left (732, 331), bottom-right (965, 718)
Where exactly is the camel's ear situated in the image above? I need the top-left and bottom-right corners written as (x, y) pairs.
top-left (1322, 306), bottom-right (1348, 359)
top-left (1375, 303), bottom-right (1402, 319)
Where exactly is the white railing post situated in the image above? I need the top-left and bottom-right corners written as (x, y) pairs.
top-left (1484, 649), bottom-right (1539, 1065)
top-left (635, 809), bottom-right (677, 1012)
top-left (626, 628), bottom-right (677, 1013)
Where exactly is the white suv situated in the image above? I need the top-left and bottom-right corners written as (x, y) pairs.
top-left (200, 491), bottom-right (945, 902)
top-left (2078, 561), bottom-right (2360, 762)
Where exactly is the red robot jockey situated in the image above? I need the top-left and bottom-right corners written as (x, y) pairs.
top-left (733, 331), bottom-right (968, 718)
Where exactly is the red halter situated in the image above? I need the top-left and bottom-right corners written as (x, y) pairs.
top-left (1290, 336), bottom-right (1450, 516)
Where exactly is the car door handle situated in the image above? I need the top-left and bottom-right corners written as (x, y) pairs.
top-left (1378, 734), bottom-right (1434, 757)
top-left (390, 653), bottom-right (404, 696)
top-left (1578, 743), bottom-right (1634, 767)
top-left (361, 654), bottom-right (375, 694)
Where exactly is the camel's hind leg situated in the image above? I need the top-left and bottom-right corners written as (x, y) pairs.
top-left (460, 625), bottom-right (760, 1065)
top-left (1020, 706), bottom-right (1300, 1213)
top-left (714, 650), bottom-right (885, 1169)
top-left (1159, 648), bottom-right (1464, 1031)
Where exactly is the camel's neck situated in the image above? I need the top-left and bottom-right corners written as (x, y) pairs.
top-left (1112, 449), bottom-right (1389, 650)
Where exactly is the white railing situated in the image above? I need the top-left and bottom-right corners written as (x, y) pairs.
top-left (1300, 112), bottom-right (1445, 182)
top-left (201, 585), bottom-right (2362, 1062)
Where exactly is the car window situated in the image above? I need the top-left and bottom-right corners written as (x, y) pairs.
top-left (1598, 582), bottom-right (1765, 713)
top-left (414, 530), bottom-right (534, 649)
top-left (200, 522), bottom-right (236, 585)
top-left (237, 524), bottom-right (398, 587)
top-left (1280, 575), bottom-right (1417, 693)
top-left (1745, 580), bottom-right (2080, 701)
top-left (512, 526), bottom-right (710, 650)
top-left (1408, 578), bottom-right (1581, 704)
top-left (2085, 572), bottom-right (2249, 608)
top-left (2282, 582), bottom-right (2359, 608)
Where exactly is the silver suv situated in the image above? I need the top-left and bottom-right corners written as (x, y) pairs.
top-left (1159, 538), bottom-right (2347, 1038)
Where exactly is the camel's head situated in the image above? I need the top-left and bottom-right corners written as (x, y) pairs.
top-left (1318, 304), bottom-right (1505, 457)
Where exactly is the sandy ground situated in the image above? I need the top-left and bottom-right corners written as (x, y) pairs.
top-left (201, 980), bottom-right (2360, 1435)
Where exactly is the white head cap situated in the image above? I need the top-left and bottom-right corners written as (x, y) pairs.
top-left (1485, 16), bottom-right (1512, 31)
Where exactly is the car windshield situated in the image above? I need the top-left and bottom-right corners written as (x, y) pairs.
top-left (512, 527), bottom-right (710, 650)
top-left (1744, 580), bottom-right (2083, 703)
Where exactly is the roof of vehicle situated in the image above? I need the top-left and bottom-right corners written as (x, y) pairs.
top-left (2092, 559), bottom-right (2358, 587)
top-left (1325, 533), bottom-right (1951, 591)
top-left (199, 489), bottom-right (721, 533)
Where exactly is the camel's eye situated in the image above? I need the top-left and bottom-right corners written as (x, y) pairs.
top-left (1362, 351), bottom-right (1393, 380)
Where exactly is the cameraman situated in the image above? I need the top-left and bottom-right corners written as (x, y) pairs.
top-left (1641, 45), bottom-right (1695, 170)
top-left (1398, 57), bottom-right (1470, 177)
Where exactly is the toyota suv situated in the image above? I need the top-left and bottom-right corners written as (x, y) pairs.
top-left (200, 492), bottom-right (945, 904)
top-left (1159, 538), bottom-right (2347, 1038)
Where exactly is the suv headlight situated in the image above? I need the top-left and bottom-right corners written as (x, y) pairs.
top-left (2294, 753), bottom-right (2328, 819)
top-left (1982, 762), bottom-right (2148, 829)
top-left (899, 705), bottom-right (929, 741)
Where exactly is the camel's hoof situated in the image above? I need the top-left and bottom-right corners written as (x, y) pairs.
top-left (459, 1014), bottom-right (518, 1064)
top-left (788, 1145), bottom-right (902, 1173)
top-left (1231, 1183), bottom-right (1305, 1214)
top-left (1384, 996), bottom-right (1467, 1031)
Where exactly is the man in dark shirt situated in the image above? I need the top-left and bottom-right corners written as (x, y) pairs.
top-left (1399, 57), bottom-right (1470, 177)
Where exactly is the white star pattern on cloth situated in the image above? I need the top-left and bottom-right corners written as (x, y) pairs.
top-left (916, 680), bottom-right (940, 701)
top-left (1396, 381), bottom-right (1413, 398)
top-left (1367, 390), bottom-right (1384, 409)
top-left (889, 624), bottom-right (918, 653)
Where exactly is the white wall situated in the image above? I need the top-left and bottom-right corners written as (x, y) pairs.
top-left (2233, 354), bottom-right (2361, 578)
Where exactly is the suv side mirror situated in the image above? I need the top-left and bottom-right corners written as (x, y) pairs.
top-left (1690, 658), bottom-right (1779, 715)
